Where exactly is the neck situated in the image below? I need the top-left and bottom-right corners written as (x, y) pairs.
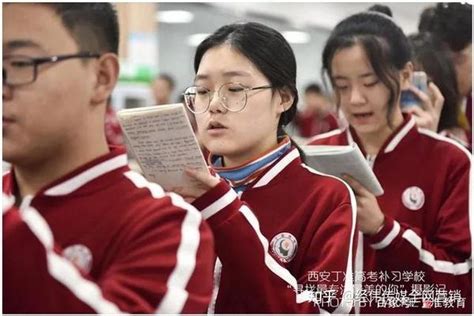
top-left (222, 136), bottom-right (281, 168)
top-left (223, 146), bottom-right (276, 168)
top-left (356, 112), bottom-right (404, 156)
top-left (13, 134), bottom-right (109, 201)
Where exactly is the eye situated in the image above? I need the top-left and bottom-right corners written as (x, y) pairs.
top-left (334, 85), bottom-right (349, 91)
top-left (9, 59), bottom-right (34, 68)
top-left (196, 87), bottom-right (209, 95)
top-left (227, 85), bottom-right (245, 93)
top-left (364, 80), bottom-right (379, 87)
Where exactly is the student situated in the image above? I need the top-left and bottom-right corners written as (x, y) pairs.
top-left (151, 73), bottom-right (176, 105)
top-left (295, 83), bottom-right (339, 138)
top-left (175, 22), bottom-right (357, 313)
top-left (3, 3), bottom-right (213, 313)
top-left (309, 12), bottom-right (471, 313)
top-left (429, 3), bottom-right (472, 148)
top-left (408, 32), bottom-right (469, 148)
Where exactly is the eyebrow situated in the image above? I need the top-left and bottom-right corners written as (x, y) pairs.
top-left (333, 72), bottom-right (376, 80)
top-left (4, 40), bottom-right (43, 50)
top-left (194, 70), bottom-right (252, 82)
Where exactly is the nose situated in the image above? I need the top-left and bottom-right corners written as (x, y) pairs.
top-left (208, 90), bottom-right (226, 114)
top-left (349, 86), bottom-right (366, 105)
top-left (3, 70), bottom-right (13, 101)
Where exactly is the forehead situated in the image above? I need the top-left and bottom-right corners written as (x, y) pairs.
top-left (196, 44), bottom-right (263, 79)
top-left (3, 4), bottom-right (78, 54)
top-left (331, 44), bottom-right (374, 77)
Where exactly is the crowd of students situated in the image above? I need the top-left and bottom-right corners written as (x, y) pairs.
top-left (3, 2), bottom-right (471, 314)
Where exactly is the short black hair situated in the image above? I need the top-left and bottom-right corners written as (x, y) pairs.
top-left (367, 4), bottom-right (393, 17)
top-left (431, 3), bottom-right (472, 52)
top-left (418, 6), bottom-right (436, 33)
top-left (304, 83), bottom-right (323, 95)
top-left (43, 3), bottom-right (119, 54)
top-left (322, 12), bottom-right (411, 127)
top-left (194, 22), bottom-right (299, 136)
top-left (157, 73), bottom-right (176, 90)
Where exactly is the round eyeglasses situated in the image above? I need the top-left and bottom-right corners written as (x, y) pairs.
top-left (183, 82), bottom-right (272, 114)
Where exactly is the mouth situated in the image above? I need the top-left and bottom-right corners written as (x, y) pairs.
top-left (352, 112), bottom-right (374, 119)
top-left (2, 117), bottom-right (15, 124)
top-left (207, 121), bottom-right (227, 130)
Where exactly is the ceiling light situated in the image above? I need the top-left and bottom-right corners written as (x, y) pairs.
top-left (156, 10), bottom-right (194, 23)
top-left (282, 31), bottom-right (311, 44)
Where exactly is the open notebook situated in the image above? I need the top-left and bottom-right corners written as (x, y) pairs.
top-left (302, 143), bottom-right (384, 196)
top-left (117, 103), bottom-right (208, 191)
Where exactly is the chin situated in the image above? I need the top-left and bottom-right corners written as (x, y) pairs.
top-left (2, 149), bottom-right (21, 165)
top-left (351, 123), bottom-right (379, 136)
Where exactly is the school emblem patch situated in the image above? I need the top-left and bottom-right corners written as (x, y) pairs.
top-left (402, 186), bottom-right (425, 211)
top-left (62, 244), bottom-right (93, 273)
top-left (270, 232), bottom-right (298, 263)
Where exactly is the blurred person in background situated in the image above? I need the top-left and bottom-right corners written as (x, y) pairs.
top-left (418, 6), bottom-right (436, 33)
top-left (367, 3), bottom-right (393, 17)
top-left (151, 73), bottom-right (175, 105)
top-left (408, 32), bottom-right (470, 148)
top-left (428, 3), bottom-right (472, 147)
top-left (295, 83), bottom-right (339, 138)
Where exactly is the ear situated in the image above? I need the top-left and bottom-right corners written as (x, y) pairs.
top-left (276, 87), bottom-right (294, 114)
top-left (399, 61), bottom-right (413, 90)
top-left (91, 53), bottom-right (120, 105)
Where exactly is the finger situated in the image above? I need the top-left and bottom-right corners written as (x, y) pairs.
top-left (427, 82), bottom-right (444, 112)
top-left (170, 186), bottom-right (194, 198)
top-left (406, 85), bottom-right (431, 111)
top-left (342, 174), bottom-right (371, 197)
top-left (184, 167), bottom-right (208, 180)
top-left (185, 167), bottom-right (220, 188)
top-left (403, 106), bottom-right (429, 121)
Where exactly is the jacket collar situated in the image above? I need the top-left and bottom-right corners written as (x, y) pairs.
top-left (253, 148), bottom-right (300, 188)
top-left (3, 146), bottom-right (129, 197)
top-left (346, 114), bottom-right (416, 156)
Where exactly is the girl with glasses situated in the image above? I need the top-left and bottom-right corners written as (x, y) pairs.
top-left (309, 12), bottom-right (471, 313)
top-left (175, 22), bottom-right (357, 313)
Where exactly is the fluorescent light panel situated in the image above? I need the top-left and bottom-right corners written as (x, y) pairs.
top-left (282, 31), bottom-right (311, 44)
top-left (157, 10), bottom-right (194, 23)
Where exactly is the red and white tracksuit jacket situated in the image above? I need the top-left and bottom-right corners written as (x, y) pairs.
top-left (192, 147), bottom-right (358, 313)
top-left (3, 146), bottom-right (214, 313)
top-left (309, 114), bottom-right (472, 313)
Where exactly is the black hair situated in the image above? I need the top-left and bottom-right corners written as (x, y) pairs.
top-left (418, 6), bottom-right (436, 33)
top-left (42, 3), bottom-right (119, 54)
top-left (194, 22), bottom-right (300, 144)
top-left (431, 3), bottom-right (472, 52)
top-left (305, 83), bottom-right (323, 95)
top-left (157, 73), bottom-right (176, 90)
top-left (408, 32), bottom-right (461, 131)
top-left (367, 4), bottom-right (393, 17)
top-left (322, 12), bottom-right (411, 127)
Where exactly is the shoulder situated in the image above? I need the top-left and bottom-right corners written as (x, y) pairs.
top-left (112, 170), bottom-right (204, 227)
top-left (416, 128), bottom-right (471, 163)
top-left (296, 162), bottom-right (355, 206)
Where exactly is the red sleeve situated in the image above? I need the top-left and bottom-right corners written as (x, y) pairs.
top-left (192, 180), bottom-right (357, 313)
top-left (3, 194), bottom-right (214, 313)
top-left (365, 154), bottom-right (472, 312)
